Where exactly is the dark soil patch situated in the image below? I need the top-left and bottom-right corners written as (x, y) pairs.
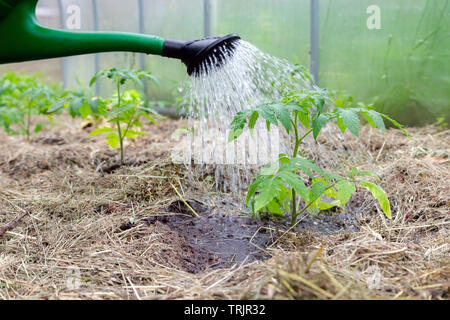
top-left (118, 193), bottom-right (375, 274)
top-left (134, 200), bottom-right (273, 273)
top-left (34, 136), bottom-right (67, 145)
top-left (148, 221), bottom-right (217, 274)
top-left (289, 193), bottom-right (374, 235)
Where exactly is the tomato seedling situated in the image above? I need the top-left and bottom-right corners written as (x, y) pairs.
top-left (0, 72), bottom-right (60, 141)
top-left (88, 68), bottom-right (160, 164)
top-left (229, 88), bottom-right (408, 226)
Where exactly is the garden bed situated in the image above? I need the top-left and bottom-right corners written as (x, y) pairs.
top-left (0, 116), bottom-right (448, 299)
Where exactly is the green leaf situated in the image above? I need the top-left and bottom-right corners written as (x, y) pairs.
top-left (34, 123), bottom-right (43, 133)
top-left (360, 181), bottom-right (391, 219)
top-left (339, 109), bottom-right (360, 137)
top-left (312, 114), bottom-right (328, 139)
top-left (246, 175), bottom-right (268, 205)
top-left (266, 199), bottom-right (284, 215)
top-left (109, 103), bottom-right (134, 116)
top-left (323, 172), bottom-right (345, 181)
top-left (88, 127), bottom-right (114, 137)
top-left (228, 110), bottom-right (251, 141)
top-left (290, 157), bottom-right (324, 177)
top-left (89, 98), bottom-right (107, 116)
top-left (278, 154), bottom-right (290, 164)
top-left (258, 105), bottom-right (278, 126)
top-left (254, 178), bottom-right (281, 212)
top-left (336, 117), bottom-right (346, 134)
top-left (314, 95), bottom-right (325, 113)
top-left (106, 133), bottom-right (119, 149)
top-left (248, 111), bottom-right (259, 133)
top-left (309, 181), bottom-right (327, 202)
top-left (363, 110), bottom-right (385, 132)
top-left (347, 167), bottom-right (375, 179)
top-left (272, 104), bottom-right (292, 133)
top-left (335, 180), bottom-right (356, 209)
top-left (124, 130), bottom-right (146, 138)
top-left (228, 128), bottom-right (243, 142)
top-left (79, 101), bottom-right (92, 119)
top-left (382, 114), bottom-right (409, 137)
top-left (69, 97), bottom-right (83, 117)
top-left (297, 111), bottom-right (310, 129)
top-left (278, 171), bottom-right (308, 201)
top-left (319, 200), bottom-right (341, 210)
top-left (261, 162), bottom-right (279, 176)
top-left (142, 112), bottom-right (157, 125)
top-left (47, 99), bottom-right (65, 113)
top-left (89, 74), bottom-right (98, 87)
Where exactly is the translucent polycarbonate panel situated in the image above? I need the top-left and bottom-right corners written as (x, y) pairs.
top-left (216, 0), bottom-right (311, 66)
top-left (142, 0), bottom-right (204, 102)
top-left (1, 0), bottom-right (447, 126)
top-left (319, 0), bottom-right (450, 126)
top-left (144, 0), bottom-right (311, 104)
top-left (36, 0), bottom-right (60, 28)
top-left (59, 0), bottom-right (96, 91)
top-left (94, 0), bottom-right (141, 95)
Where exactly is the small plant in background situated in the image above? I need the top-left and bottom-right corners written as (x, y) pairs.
top-left (88, 68), bottom-right (160, 164)
top-left (229, 88), bottom-right (408, 226)
top-left (0, 72), bottom-right (60, 141)
top-left (435, 117), bottom-right (448, 130)
top-left (48, 87), bottom-right (108, 121)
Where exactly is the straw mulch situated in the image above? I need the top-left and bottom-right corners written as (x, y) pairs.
top-left (0, 116), bottom-right (448, 300)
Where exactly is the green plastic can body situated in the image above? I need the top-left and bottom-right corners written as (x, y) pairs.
top-left (0, 0), bottom-right (166, 64)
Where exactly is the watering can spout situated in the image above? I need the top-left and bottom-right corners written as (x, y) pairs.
top-left (0, 0), bottom-right (241, 76)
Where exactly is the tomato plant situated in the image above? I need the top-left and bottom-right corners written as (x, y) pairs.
top-left (0, 72), bottom-right (60, 141)
top-left (88, 68), bottom-right (160, 164)
top-left (229, 88), bottom-right (408, 226)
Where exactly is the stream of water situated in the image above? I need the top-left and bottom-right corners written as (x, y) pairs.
top-left (175, 40), bottom-right (316, 194)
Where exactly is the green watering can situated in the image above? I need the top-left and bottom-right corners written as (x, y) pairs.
top-left (0, 0), bottom-right (240, 75)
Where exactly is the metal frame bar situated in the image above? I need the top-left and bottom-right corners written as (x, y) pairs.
top-left (92, 0), bottom-right (100, 94)
top-left (57, 0), bottom-right (67, 89)
top-left (310, 0), bottom-right (319, 85)
top-left (204, 0), bottom-right (211, 38)
top-left (138, 0), bottom-right (148, 97)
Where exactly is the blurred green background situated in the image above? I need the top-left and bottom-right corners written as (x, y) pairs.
top-left (0, 0), bottom-right (448, 126)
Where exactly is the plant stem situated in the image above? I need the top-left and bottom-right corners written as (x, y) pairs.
top-left (117, 121), bottom-right (124, 164)
top-left (291, 188), bottom-right (297, 225)
top-left (291, 182), bottom-right (337, 227)
top-left (122, 108), bottom-right (137, 139)
top-left (291, 117), bottom-right (300, 225)
top-left (116, 81), bottom-right (124, 164)
top-left (26, 106), bottom-right (31, 142)
top-left (292, 118), bottom-right (300, 157)
top-left (296, 129), bottom-right (313, 153)
top-left (290, 120), bottom-right (314, 226)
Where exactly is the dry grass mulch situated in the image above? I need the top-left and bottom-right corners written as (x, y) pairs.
top-left (0, 117), bottom-right (448, 300)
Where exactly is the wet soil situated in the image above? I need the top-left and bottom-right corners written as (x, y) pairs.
top-left (118, 192), bottom-right (374, 274)
top-left (120, 199), bottom-right (274, 273)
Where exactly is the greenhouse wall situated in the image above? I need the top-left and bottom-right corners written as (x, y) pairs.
top-left (0, 0), bottom-right (448, 125)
